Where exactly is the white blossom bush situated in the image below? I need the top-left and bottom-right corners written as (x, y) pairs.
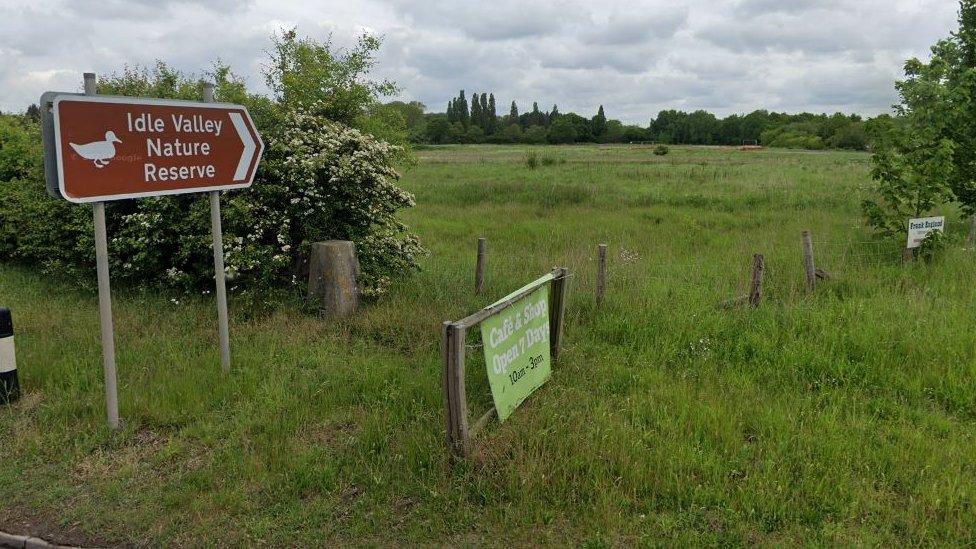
top-left (224, 104), bottom-right (425, 296)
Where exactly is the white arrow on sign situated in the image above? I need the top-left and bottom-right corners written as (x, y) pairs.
top-left (229, 112), bottom-right (256, 181)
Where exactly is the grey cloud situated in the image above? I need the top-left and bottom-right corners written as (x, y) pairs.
top-left (582, 9), bottom-right (688, 46)
top-left (537, 42), bottom-right (664, 74)
top-left (781, 63), bottom-right (899, 111)
top-left (698, 13), bottom-right (869, 55)
top-left (0, 0), bottom-right (963, 122)
top-left (1, 7), bottom-right (96, 57)
top-left (381, 0), bottom-right (569, 41)
top-left (733, 0), bottom-right (842, 16)
top-left (64, 0), bottom-right (254, 20)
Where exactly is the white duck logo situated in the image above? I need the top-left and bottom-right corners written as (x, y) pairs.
top-left (70, 130), bottom-right (122, 168)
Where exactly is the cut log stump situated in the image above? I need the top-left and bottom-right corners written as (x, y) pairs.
top-left (308, 241), bottom-right (361, 317)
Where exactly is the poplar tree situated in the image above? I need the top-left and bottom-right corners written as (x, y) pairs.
top-left (509, 100), bottom-right (518, 122)
top-left (480, 93), bottom-right (489, 130)
top-left (488, 93), bottom-right (497, 134)
top-left (458, 90), bottom-right (469, 126)
top-left (470, 92), bottom-right (481, 129)
top-left (592, 105), bottom-right (607, 139)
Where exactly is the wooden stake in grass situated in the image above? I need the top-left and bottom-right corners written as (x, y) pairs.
top-left (596, 244), bottom-right (607, 308)
top-left (749, 253), bottom-right (764, 307)
top-left (802, 230), bottom-right (816, 292)
top-left (475, 237), bottom-right (486, 294)
top-left (441, 321), bottom-right (469, 456)
top-left (549, 267), bottom-right (570, 362)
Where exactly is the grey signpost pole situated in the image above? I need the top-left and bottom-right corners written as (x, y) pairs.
top-left (85, 72), bottom-right (120, 430)
top-left (203, 83), bottom-right (232, 373)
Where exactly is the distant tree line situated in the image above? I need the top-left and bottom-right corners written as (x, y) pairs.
top-left (383, 90), bottom-right (876, 150)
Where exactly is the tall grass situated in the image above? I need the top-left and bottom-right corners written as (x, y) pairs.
top-left (1, 144), bottom-right (974, 546)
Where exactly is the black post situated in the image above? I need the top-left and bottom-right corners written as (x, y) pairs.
top-left (0, 308), bottom-right (19, 403)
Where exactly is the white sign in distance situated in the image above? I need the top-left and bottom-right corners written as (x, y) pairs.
top-left (906, 216), bottom-right (945, 248)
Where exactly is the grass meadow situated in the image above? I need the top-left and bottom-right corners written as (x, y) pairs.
top-left (1, 144), bottom-right (975, 546)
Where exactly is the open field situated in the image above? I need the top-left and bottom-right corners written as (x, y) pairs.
top-left (2, 144), bottom-right (975, 546)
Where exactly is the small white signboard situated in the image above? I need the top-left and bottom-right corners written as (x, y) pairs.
top-left (907, 216), bottom-right (945, 248)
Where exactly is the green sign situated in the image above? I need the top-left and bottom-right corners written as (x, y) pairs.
top-left (480, 277), bottom-right (552, 422)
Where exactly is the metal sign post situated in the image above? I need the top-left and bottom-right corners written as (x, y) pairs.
top-left (202, 83), bottom-right (231, 373)
top-left (39, 74), bottom-right (264, 430)
top-left (85, 73), bottom-right (120, 430)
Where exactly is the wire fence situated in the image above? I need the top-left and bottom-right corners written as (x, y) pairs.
top-left (452, 230), bottom-right (931, 428)
top-left (461, 229), bottom-right (927, 324)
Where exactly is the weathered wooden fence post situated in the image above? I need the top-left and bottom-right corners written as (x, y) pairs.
top-left (550, 268), bottom-right (570, 362)
top-left (596, 244), bottom-right (607, 308)
top-left (442, 321), bottom-right (469, 457)
top-left (475, 237), bottom-right (486, 294)
top-left (802, 230), bottom-right (816, 292)
top-left (748, 253), bottom-right (765, 307)
top-left (308, 241), bottom-right (361, 317)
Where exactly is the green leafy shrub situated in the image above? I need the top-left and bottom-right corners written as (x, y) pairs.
top-left (916, 229), bottom-right (949, 263)
top-left (525, 152), bottom-right (539, 169)
top-left (653, 144), bottom-right (670, 156)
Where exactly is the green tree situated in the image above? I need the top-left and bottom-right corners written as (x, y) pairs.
top-left (24, 104), bottom-right (40, 122)
top-left (547, 116), bottom-right (576, 144)
top-left (487, 93), bottom-right (498, 134)
top-left (862, 2), bottom-right (969, 232)
top-left (265, 30), bottom-right (397, 128)
top-left (470, 92), bottom-right (483, 129)
top-left (385, 100), bottom-right (425, 128)
top-left (528, 102), bottom-right (544, 127)
top-left (479, 93), bottom-right (489, 130)
top-left (828, 123), bottom-right (868, 150)
top-left (862, 102), bottom-right (954, 235)
top-left (509, 100), bottom-right (518, 122)
top-left (522, 125), bottom-right (548, 144)
top-left (385, 100), bottom-right (426, 143)
top-left (425, 115), bottom-right (451, 143)
top-left (603, 119), bottom-right (624, 143)
top-left (497, 123), bottom-right (522, 143)
top-left (548, 104), bottom-right (559, 126)
top-left (591, 105), bottom-right (607, 140)
top-left (457, 90), bottom-right (470, 126)
top-left (946, 0), bottom-right (976, 213)
top-left (561, 112), bottom-right (591, 142)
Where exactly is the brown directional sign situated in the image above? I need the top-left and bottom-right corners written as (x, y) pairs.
top-left (50, 95), bottom-right (263, 203)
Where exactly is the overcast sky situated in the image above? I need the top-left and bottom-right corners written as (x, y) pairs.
top-left (0, 0), bottom-right (960, 123)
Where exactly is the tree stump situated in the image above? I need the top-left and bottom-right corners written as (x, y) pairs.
top-left (308, 241), bottom-right (361, 317)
